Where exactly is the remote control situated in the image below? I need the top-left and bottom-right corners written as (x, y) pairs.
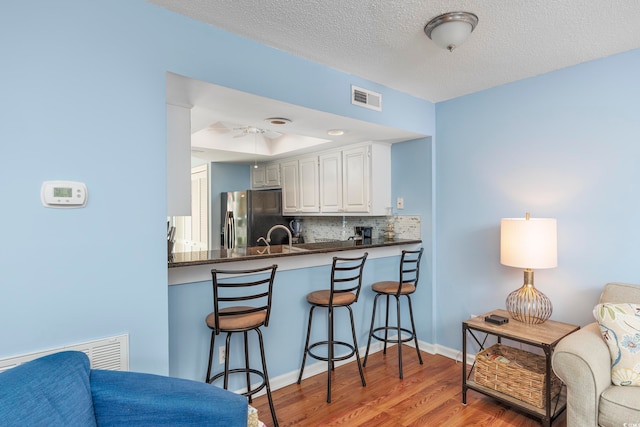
top-left (484, 314), bottom-right (509, 325)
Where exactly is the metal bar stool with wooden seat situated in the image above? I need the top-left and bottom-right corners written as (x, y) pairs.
top-left (205, 265), bottom-right (279, 427)
top-left (297, 253), bottom-right (368, 403)
top-left (363, 248), bottom-right (424, 379)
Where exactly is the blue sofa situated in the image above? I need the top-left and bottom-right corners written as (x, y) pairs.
top-left (0, 351), bottom-right (248, 426)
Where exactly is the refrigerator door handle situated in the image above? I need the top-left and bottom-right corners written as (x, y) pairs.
top-left (223, 211), bottom-right (227, 248)
top-left (230, 214), bottom-right (235, 248)
top-left (223, 211), bottom-right (235, 249)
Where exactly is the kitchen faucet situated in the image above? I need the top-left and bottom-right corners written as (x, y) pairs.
top-left (266, 224), bottom-right (292, 252)
top-left (255, 236), bottom-right (270, 254)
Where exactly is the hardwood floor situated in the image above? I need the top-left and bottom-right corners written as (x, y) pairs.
top-left (251, 347), bottom-right (567, 427)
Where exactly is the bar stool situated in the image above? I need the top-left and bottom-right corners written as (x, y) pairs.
top-left (205, 265), bottom-right (279, 427)
top-left (363, 248), bottom-right (424, 379)
top-left (297, 253), bottom-right (368, 403)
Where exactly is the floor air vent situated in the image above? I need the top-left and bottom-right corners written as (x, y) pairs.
top-left (351, 85), bottom-right (382, 111)
top-left (0, 334), bottom-right (129, 373)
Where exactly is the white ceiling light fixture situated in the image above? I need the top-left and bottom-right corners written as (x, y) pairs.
top-left (424, 11), bottom-right (478, 52)
top-left (264, 117), bottom-right (291, 126)
top-left (327, 129), bottom-right (344, 136)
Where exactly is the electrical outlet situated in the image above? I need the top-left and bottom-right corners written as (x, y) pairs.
top-left (218, 347), bottom-right (226, 364)
top-left (470, 313), bottom-right (479, 319)
top-left (396, 197), bottom-right (404, 209)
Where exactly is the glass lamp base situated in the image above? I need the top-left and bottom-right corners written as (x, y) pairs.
top-left (506, 283), bottom-right (552, 324)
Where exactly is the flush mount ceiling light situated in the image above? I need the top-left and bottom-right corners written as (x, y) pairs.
top-left (264, 117), bottom-right (291, 125)
top-left (327, 129), bottom-right (344, 136)
top-left (424, 11), bottom-right (478, 52)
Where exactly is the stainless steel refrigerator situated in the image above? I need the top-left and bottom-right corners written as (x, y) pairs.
top-left (221, 189), bottom-right (290, 249)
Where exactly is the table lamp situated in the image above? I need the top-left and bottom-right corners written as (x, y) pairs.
top-left (500, 213), bottom-right (557, 324)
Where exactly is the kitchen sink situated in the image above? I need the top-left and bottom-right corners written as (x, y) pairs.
top-left (241, 245), bottom-right (308, 255)
top-left (284, 245), bottom-right (308, 253)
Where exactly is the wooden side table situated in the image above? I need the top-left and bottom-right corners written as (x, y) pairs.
top-left (462, 309), bottom-right (579, 427)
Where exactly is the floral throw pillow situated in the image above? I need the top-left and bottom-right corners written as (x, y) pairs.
top-left (593, 303), bottom-right (640, 386)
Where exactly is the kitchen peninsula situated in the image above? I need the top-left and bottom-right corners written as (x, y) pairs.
top-left (168, 238), bottom-right (421, 286)
top-left (167, 235), bottom-right (425, 385)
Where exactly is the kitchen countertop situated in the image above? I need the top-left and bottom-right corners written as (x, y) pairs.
top-left (168, 238), bottom-right (422, 268)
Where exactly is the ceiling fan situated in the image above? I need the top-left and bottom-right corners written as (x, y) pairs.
top-left (207, 121), bottom-right (282, 139)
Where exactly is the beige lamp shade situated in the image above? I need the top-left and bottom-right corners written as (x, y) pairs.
top-left (500, 217), bottom-right (557, 269)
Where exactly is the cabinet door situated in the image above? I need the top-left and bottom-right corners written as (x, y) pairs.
top-left (190, 165), bottom-right (209, 250)
top-left (319, 151), bottom-right (343, 213)
top-left (342, 146), bottom-right (370, 212)
top-left (251, 164), bottom-right (267, 188)
top-left (172, 165), bottom-right (209, 252)
top-left (265, 163), bottom-right (281, 187)
top-left (280, 160), bottom-right (299, 214)
top-left (298, 156), bottom-right (319, 213)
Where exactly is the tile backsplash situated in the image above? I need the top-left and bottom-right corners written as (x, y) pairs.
top-left (299, 215), bottom-right (421, 242)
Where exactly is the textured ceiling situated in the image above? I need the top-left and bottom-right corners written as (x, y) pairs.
top-left (148, 0), bottom-right (640, 102)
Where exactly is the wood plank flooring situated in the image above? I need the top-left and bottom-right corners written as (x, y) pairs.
top-left (251, 347), bottom-right (567, 427)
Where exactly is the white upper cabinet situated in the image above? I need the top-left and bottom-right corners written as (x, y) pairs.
top-left (281, 142), bottom-right (390, 216)
top-left (265, 163), bottom-right (281, 187)
top-left (251, 164), bottom-right (267, 188)
top-left (251, 162), bottom-right (280, 189)
top-left (319, 151), bottom-right (342, 213)
top-left (299, 156), bottom-right (320, 212)
top-left (317, 143), bottom-right (390, 216)
top-left (341, 145), bottom-right (369, 213)
top-left (365, 142), bottom-right (392, 216)
top-left (281, 160), bottom-right (299, 213)
top-left (281, 156), bottom-right (319, 214)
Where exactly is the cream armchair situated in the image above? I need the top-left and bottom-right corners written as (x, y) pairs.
top-left (552, 282), bottom-right (640, 427)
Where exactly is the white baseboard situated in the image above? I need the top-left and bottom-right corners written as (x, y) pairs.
top-left (249, 338), bottom-right (475, 396)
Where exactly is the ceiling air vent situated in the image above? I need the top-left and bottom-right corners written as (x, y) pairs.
top-left (351, 85), bottom-right (382, 111)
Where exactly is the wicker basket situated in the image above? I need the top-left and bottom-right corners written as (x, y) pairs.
top-left (474, 343), bottom-right (561, 408)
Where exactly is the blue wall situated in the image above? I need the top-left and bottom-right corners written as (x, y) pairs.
top-left (0, 0), bottom-right (433, 374)
top-left (435, 49), bottom-right (640, 350)
top-left (6, 0), bottom-right (631, 377)
top-left (392, 137), bottom-right (434, 341)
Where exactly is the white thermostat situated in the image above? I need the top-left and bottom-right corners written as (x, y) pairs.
top-left (41, 181), bottom-right (88, 208)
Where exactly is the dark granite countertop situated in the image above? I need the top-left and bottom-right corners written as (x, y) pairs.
top-left (168, 238), bottom-right (422, 268)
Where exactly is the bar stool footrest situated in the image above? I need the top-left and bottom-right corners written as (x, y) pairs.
top-left (208, 368), bottom-right (267, 398)
top-left (371, 326), bottom-right (415, 344)
top-left (308, 340), bottom-right (356, 362)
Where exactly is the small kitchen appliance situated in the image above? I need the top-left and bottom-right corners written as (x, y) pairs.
top-left (354, 226), bottom-right (373, 243)
top-left (289, 218), bottom-right (304, 243)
